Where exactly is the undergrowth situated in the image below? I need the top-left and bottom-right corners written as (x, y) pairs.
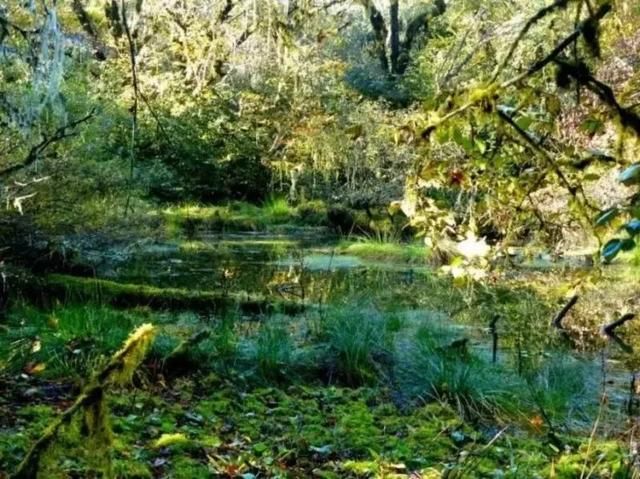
top-left (162, 199), bottom-right (328, 237)
top-left (0, 292), bottom-right (635, 477)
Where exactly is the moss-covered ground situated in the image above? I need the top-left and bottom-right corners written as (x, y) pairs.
top-left (0, 376), bottom-right (633, 478)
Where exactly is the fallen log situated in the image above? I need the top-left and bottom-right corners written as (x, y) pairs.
top-left (23, 274), bottom-right (306, 315)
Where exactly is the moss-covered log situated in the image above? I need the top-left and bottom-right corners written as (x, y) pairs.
top-left (28, 274), bottom-right (305, 315)
top-left (12, 324), bottom-right (156, 479)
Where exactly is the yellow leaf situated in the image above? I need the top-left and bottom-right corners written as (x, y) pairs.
top-left (154, 433), bottom-right (188, 448)
top-left (24, 362), bottom-right (46, 375)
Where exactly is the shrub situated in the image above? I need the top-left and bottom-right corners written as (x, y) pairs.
top-left (296, 200), bottom-right (328, 225)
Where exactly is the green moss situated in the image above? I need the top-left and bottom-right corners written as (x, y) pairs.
top-left (112, 459), bottom-right (153, 479)
top-left (551, 441), bottom-right (629, 478)
top-left (170, 456), bottom-right (210, 479)
top-left (338, 239), bottom-right (429, 263)
top-left (2, 382), bottom-right (634, 478)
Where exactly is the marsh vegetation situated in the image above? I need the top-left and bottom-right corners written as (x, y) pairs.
top-left (3, 1), bottom-right (640, 478)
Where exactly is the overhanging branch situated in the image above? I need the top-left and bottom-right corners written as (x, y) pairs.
top-left (0, 109), bottom-right (96, 179)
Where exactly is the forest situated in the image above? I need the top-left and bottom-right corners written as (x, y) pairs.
top-left (2, 0), bottom-right (640, 477)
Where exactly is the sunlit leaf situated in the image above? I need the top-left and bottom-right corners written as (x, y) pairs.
top-left (618, 164), bottom-right (640, 186)
top-left (594, 207), bottom-right (619, 226)
top-left (24, 362), bottom-right (46, 375)
top-left (516, 115), bottom-right (534, 131)
top-left (624, 218), bottom-right (640, 237)
top-left (602, 239), bottom-right (623, 262)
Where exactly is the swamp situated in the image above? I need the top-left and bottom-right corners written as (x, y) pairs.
top-left (2, 1), bottom-right (640, 478)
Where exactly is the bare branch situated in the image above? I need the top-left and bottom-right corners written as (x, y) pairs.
top-left (491, 0), bottom-right (578, 83)
top-left (552, 295), bottom-right (579, 329)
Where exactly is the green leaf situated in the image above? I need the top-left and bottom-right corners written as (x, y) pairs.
top-left (594, 207), bottom-right (619, 226)
top-left (618, 164), bottom-right (640, 186)
top-left (252, 442), bottom-right (269, 454)
top-left (621, 238), bottom-right (636, 251)
top-left (602, 239), bottom-right (623, 262)
top-left (624, 219), bottom-right (640, 237)
top-left (515, 115), bottom-right (534, 131)
top-left (452, 128), bottom-right (473, 153)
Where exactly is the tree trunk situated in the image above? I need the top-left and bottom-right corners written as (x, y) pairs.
top-left (361, 0), bottom-right (389, 72)
top-left (389, 0), bottom-right (400, 74)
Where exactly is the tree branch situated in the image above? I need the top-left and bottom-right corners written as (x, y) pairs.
top-left (420, 3), bottom-right (612, 139)
top-left (121, 0), bottom-right (140, 214)
top-left (601, 313), bottom-right (635, 353)
top-left (552, 295), bottom-right (579, 329)
top-left (0, 109), bottom-right (96, 179)
top-left (217, 0), bottom-right (235, 25)
top-left (555, 58), bottom-right (640, 136)
top-left (491, 0), bottom-right (578, 83)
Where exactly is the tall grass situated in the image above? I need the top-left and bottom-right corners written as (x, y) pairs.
top-left (262, 196), bottom-right (294, 222)
top-left (395, 320), bottom-right (599, 425)
top-left (339, 239), bottom-right (429, 263)
top-left (252, 321), bottom-right (294, 381)
top-left (338, 227), bottom-right (429, 263)
top-left (1, 303), bottom-right (145, 378)
top-left (161, 199), bottom-right (327, 236)
top-left (1, 296), bottom-right (601, 432)
top-left (322, 306), bottom-right (389, 386)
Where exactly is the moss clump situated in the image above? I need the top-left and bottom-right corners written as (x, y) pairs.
top-left (338, 239), bottom-right (429, 263)
top-left (2, 381), bottom-right (634, 478)
top-left (153, 432), bottom-right (189, 449)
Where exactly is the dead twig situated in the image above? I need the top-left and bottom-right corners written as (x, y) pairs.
top-left (552, 295), bottom-right (579, 330)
